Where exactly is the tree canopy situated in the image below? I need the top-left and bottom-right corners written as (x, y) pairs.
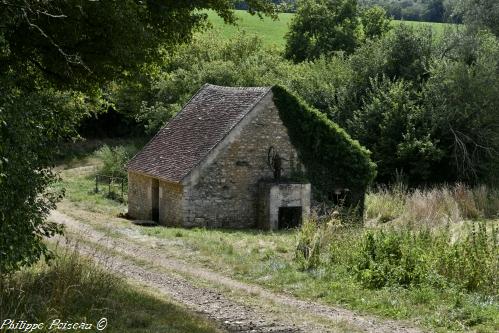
top-left (284, 0), bottom-right (391, 62)
top-left (0, 0), bottom-right (276, 274)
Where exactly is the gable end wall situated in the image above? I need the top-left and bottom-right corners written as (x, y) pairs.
top-left (182, 93), bottom-right (302, 228)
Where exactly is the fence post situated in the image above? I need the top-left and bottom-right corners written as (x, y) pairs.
top-left (95, 175), bottom-right (98, 193)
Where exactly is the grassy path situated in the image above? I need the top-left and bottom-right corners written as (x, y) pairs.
top-left (50, 208), bottom-right (423, 333)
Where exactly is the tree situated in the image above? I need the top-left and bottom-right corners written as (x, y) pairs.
top-left (383, 25), bottom-right (434, 83)
top-left (285, 0), bottom-right (362, 62)
top-left (0, 0), bottom-right (275, 274)
top-left (423, 31), bottom-right (499, 184)
top-left (423, 0), bottom-right (445, 22)
top-left (459, 0), bottom-right (499, 37)
top-left (348, 78), bottom-right (442, 184)
top-left (360, 5), bottom-right (392, 40)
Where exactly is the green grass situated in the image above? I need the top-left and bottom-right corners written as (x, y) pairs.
top-left (0, 247), bottom-right (221, 333)
top-left (203, 10), bottom-right (456, 48)
top-left (55, 155), bottom-right (498, 333)
top-left (139, 224), bottom-right (499, 333)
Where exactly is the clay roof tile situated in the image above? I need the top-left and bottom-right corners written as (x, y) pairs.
top-left (126, 84), bottom-right (271, 182)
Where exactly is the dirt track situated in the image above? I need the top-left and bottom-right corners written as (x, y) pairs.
top-left (50, 210), bottom-right (424, 333)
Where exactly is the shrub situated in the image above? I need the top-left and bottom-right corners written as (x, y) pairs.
top-left (353, 223), bottom-right (499, 293)
top-left (355, 229), bottom-right (430, 289)
top-left (94, 145), bottom-right (134, 179)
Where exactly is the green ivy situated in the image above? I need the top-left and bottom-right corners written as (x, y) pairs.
top-left (272, 85), bottom-right (376, 208)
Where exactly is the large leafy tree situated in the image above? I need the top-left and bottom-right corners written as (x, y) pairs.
top-left (0, 0), bottom-right (275, 274)
top-left (459, 0), bottom-right (499, 37)
top-left (285, 0), bottom-right (362, 62)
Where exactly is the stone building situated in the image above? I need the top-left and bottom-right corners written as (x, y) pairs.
top-left (127, 84), bottom-right (310, 230)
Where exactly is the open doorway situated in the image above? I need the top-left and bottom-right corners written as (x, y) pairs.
top-left (278, 206), bottom-right (302, 229)
top-left (151, 179), bottom-right (159, 222)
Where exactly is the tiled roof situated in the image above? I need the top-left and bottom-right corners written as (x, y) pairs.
top-left (127, 84), bottom-right (271, 182)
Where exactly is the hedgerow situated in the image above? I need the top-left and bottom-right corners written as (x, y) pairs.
top-left (272, 85), bottom-right (376, 208)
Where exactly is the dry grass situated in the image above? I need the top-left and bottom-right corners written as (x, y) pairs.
top-left (0, 245), bottom-right (221, 333)
top-left (366, 184), bottom-right (499, 227)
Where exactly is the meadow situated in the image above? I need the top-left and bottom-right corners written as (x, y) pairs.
top-left (204, 10), bottom-right (454, 48)
top-left (50, 144), bottom-right (499, 333)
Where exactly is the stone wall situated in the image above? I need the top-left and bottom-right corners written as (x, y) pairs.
top-left (257, 182), bottom-right (311, 230)
top-left (159, 180), bottom-right (184, 226)
top-left (183, 93), bottom-right (302, 228)
top-left (128, 172), bottom-right (153, 220)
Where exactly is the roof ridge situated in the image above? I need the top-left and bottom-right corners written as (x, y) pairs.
top-left (205, 84), bottom-right (271, 91)
top-left (180, 86), bottom-right (272, 183)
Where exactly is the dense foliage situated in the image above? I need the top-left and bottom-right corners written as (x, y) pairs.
top-left (355, 225), bottom-right (498, 292)
top-left (117, 22), bottom-right (497, 187)
top-left (459, 0), bottom-right (499, 37)
top-left (360, 0), bottom-right (455, 23)
top-left (0, 0), bottom-right (276, 273)
top-left (284, 0), bottom-right (392, 61)
top-left (296, 213), bottom-right (498, 295)
top-left (272, 86), bottom-right (376, 205)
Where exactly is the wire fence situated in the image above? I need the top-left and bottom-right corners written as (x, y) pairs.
top-left (94, 174), bottom-right (127, 202)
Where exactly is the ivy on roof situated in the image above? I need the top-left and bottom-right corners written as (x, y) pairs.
top-left (272, 85), bottom-right (376, 203)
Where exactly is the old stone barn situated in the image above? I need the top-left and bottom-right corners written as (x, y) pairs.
top-left (128, 84), bottom-right (375, 229)
top-left (127, 84), bottom-right (375, 229)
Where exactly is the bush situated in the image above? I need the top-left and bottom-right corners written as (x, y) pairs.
top-left (354, 223), bottom-right (498, 293)
top-left (94, 145), bottom-right (135, 179)
top-left (348, 77), bottom-right (442, 184)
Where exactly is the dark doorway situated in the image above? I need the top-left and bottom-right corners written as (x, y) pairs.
top-left (278, 206), bottom-right (302, 229)
top-left (151, 179), bottom-right (159, 222)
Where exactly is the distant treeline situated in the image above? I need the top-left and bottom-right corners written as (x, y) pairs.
top-left (235, 0), bottom-right (461, 23)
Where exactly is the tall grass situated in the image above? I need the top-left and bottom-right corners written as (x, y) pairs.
top-left (295, 213), bottom-right (498, 294)
top-left (1, 245), bottom-right (116, 323)
top-left (366, 184), bottom-right (499, 226)
top-left (0, 246), bottom-right (221, 333)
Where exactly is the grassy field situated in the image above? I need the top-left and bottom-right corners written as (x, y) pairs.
top-left (52, 146), bottom-right (499, 333)
top-left (0, 247), bottom-right (221, 333)
top-left (204, 10), bottom-right (455, 48)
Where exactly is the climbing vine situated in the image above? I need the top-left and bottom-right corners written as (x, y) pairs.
top-left (272, 85), bottom-right (376, 207)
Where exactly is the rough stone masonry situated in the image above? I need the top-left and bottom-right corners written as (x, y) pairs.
top-left (127, 84), bottom-right (310, 229)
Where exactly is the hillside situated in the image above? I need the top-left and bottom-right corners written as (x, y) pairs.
top-left (204, 10), bottom-right (454, 47)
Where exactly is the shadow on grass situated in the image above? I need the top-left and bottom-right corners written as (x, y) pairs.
top-left (0, 245), bottom-right (221, 333)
